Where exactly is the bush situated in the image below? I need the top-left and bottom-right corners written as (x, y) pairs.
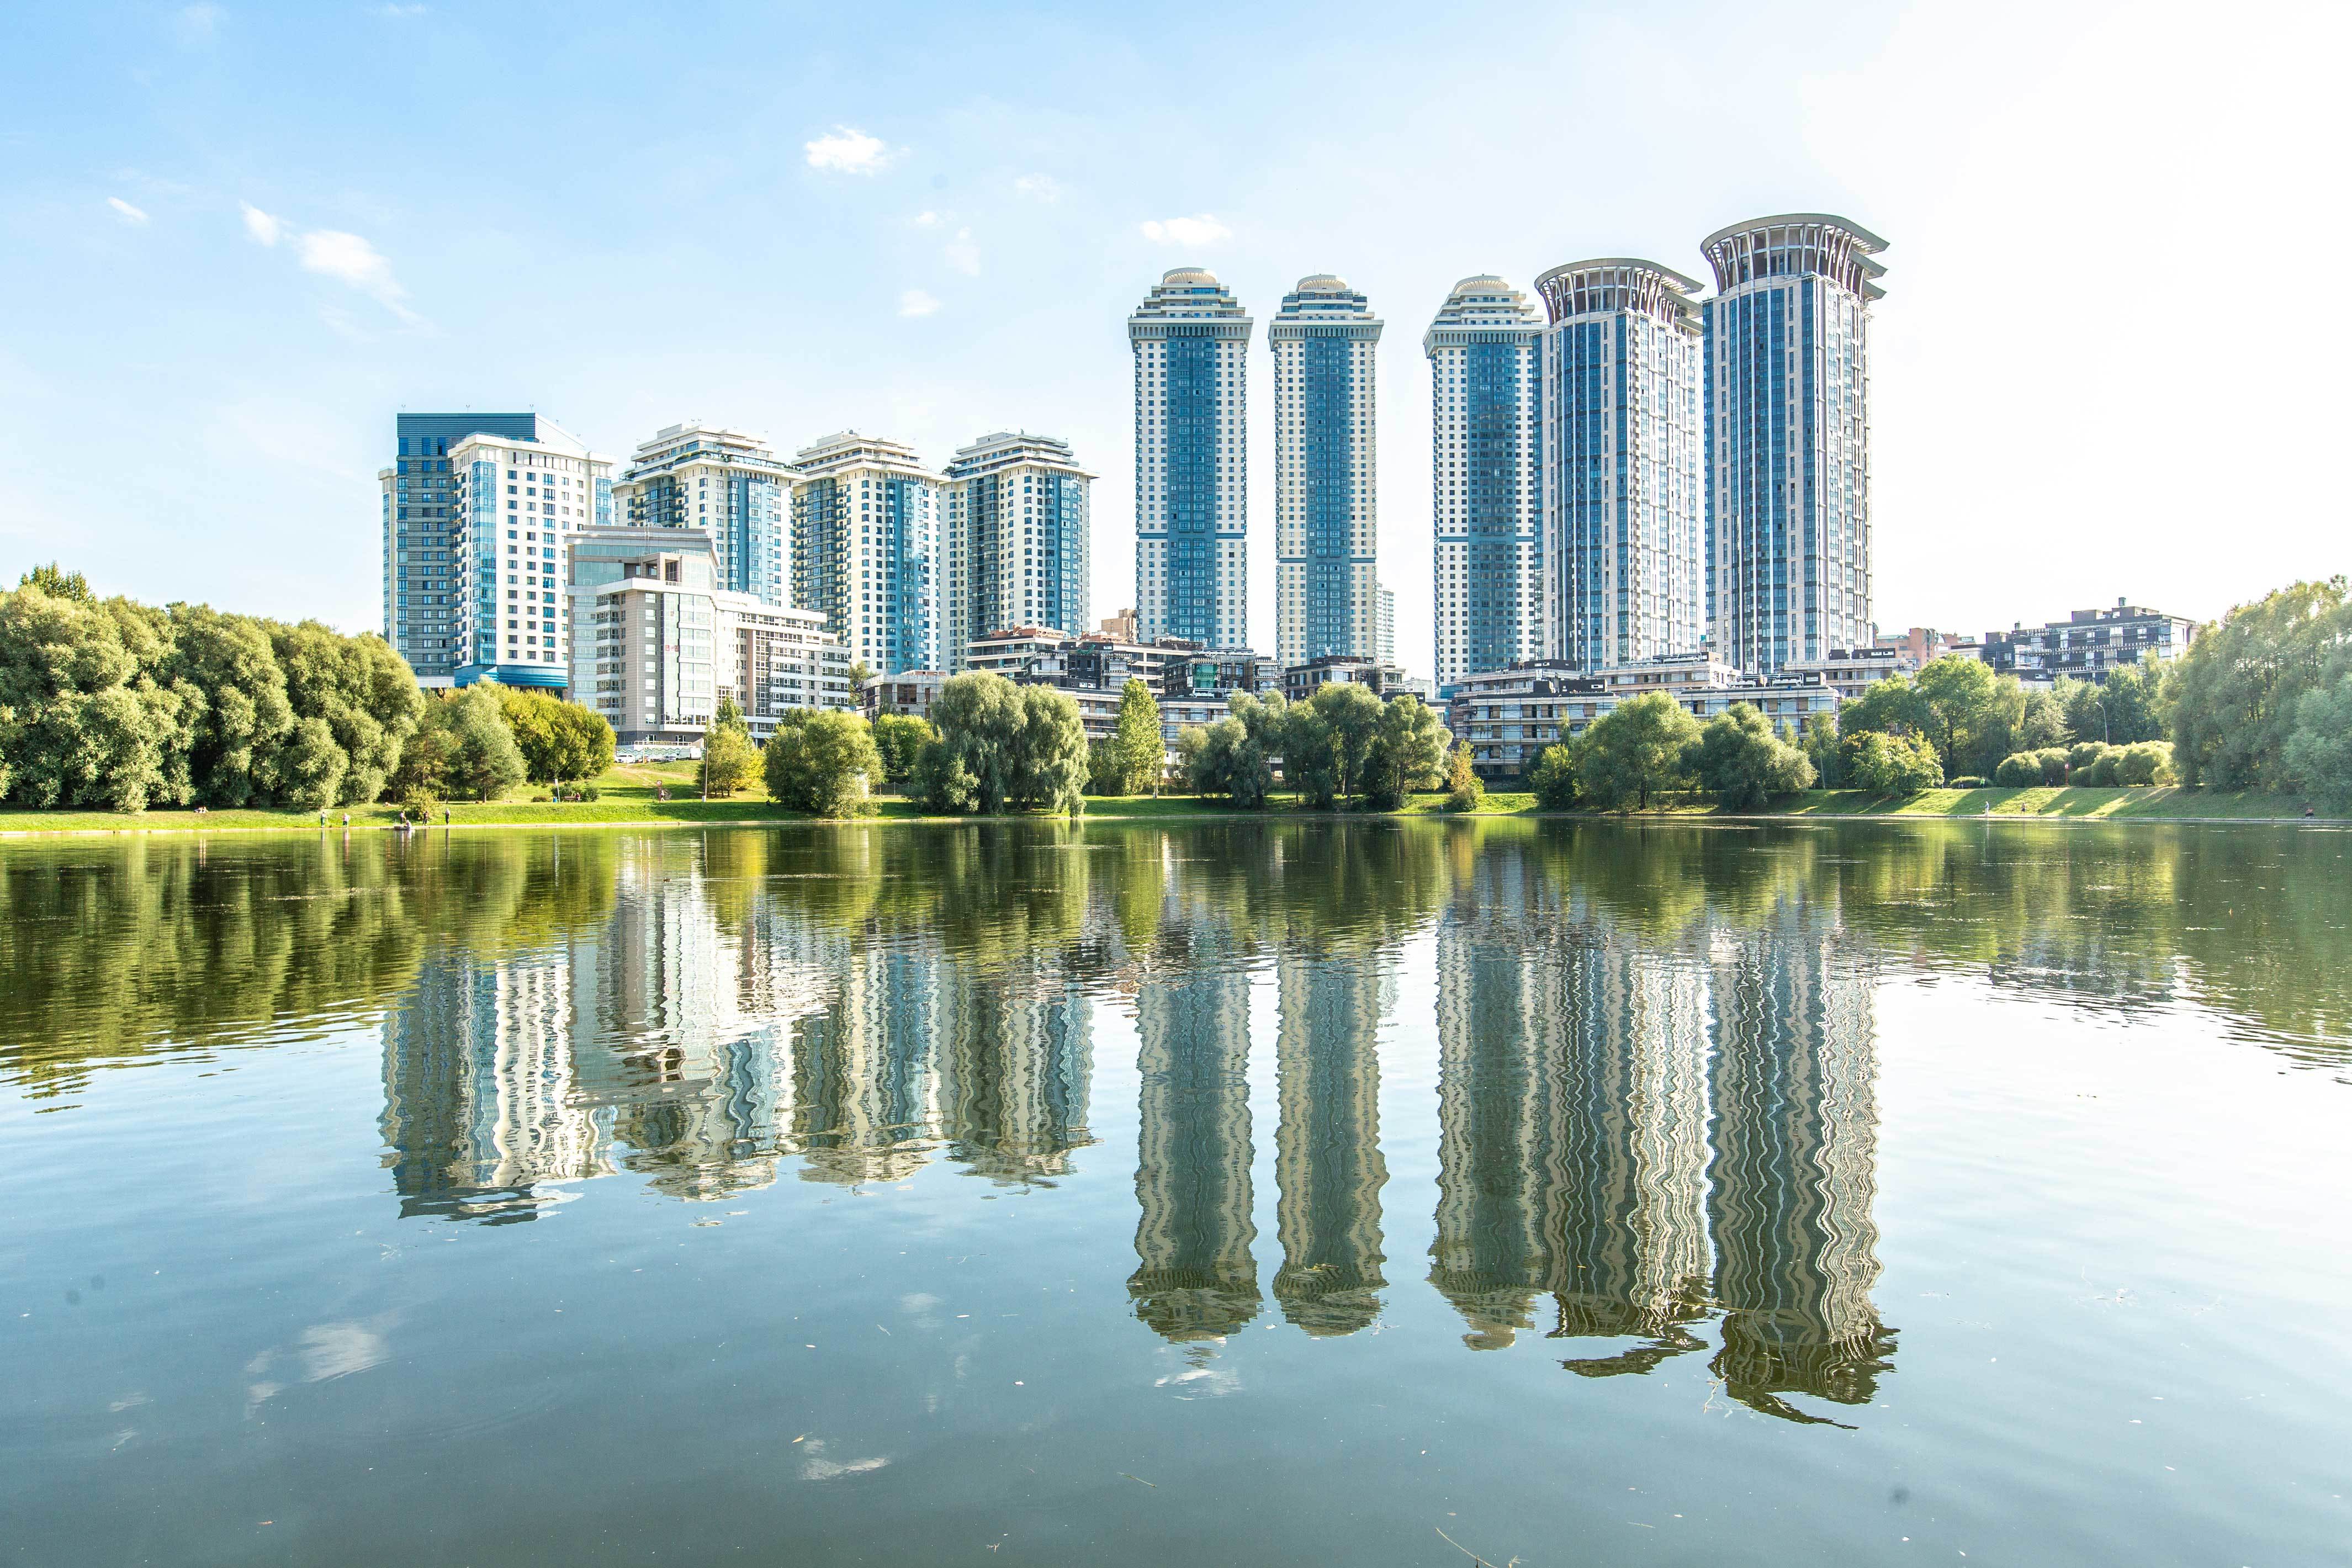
top-left (1994, 753), bottom-right (2041, 787)
top-left (1686, 703), bottom-right (1815, 811)
top-left (2116, 740), bottom-right (2174, 787)
top-left (1527, 741), bottom-right (1581, 811)
top-left (2079, 751), bottom-right (2121, 787)
top-left (1575, 693), bottom-right (1700, 811)
top-left (580, 784), bottom-right (601, 802)
top-left (1949, 776), bottom-right (1988, 790)
top-left (763, 709), bottom-right (882, 817)
top-left (2067, 740), bottom-right (2110, 775)
top-left (1845, 729), bottom-right (1943, 794)
top-left (1441, 741), bottom-right (1485, 813)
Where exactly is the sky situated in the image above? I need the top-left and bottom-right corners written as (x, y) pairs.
top-left (3, 0), bottom-right (2347, 670)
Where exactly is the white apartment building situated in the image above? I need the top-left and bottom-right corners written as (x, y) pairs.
top-left (612, 423), bottom-right (794, 607)
top-left (1424, 276), bottom-right (1545, 696)
top-left (1270, 273), bottom-right (1382, 668)
top-left (1130, 267), bottom-right (1252, 651)
top-left (444, 421), bottom-right (615, 690)
top-left (791, 432), bottom-right (942, 677)
top-left (941, 432), bottom-right (1093, 667)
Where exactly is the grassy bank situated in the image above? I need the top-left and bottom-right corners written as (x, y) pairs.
top-left (0, 772), bottom-right (2327, 838)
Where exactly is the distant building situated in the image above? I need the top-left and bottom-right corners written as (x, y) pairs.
top-left (1425, 275), bottom-right (1544, 695)
top-left (1099, 608), bottom-right (1140, 642)
top-left (1535, 258), bottom-right (1706, 670)
top-left (1282, 654), bottom-right (1427, 706)
top-left (448, 420), bottom-right (615, 691)
top-left (1781, 646), bottom-right (1905, 702)
top-left (1978, 599), bottom-right (2197, 686)
top-left (1130, 267), bottom-right (1252, 650)
top-left (1702, 214), bottom-right (1888, 676)
top-left (1378, 584), bottom-right (1396, 666)
top-left (791, 432), bottom-right (942, 677)
top-left (383, 412), bottom-right (612, 689)
top-left (1874, 627), bottom-right (1952, 671)
top-left (1448, 654), bottom-right (1842, 780)
top-left (612, 423), bottom-right (792, 605)
top-left (861, 670), bottom-right (952, 723)
top-left (1270, 273), bottom-right (1382, 668)
top-left (941, 432), bottom-right (1094, 667)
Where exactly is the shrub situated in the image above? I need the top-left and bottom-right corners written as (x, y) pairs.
top-left (2067, 740), bottom-right (2110, 776)
top-left (1527, 741), bottom-right (1581, 811)
top-left (1994, 753), bottom-right (2042, 788)
top-left (1845, 729), bottom-right (1943, 794)
top-left (2079, 752), bottom-right (2121, 787)
top-left (763, 709), bottom-right (882, 817)
top-left (2116, 740), bottom-right (2175, 787)
top-left (1949, 776), bottom-right (1988, 790)
top-left (1441, 741), bottom-right (1485, 813)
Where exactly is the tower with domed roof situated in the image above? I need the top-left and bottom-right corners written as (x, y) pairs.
top-left (1128, 268), bottom-right (1253, 651)
top-left (1424, 274), bottom-right (1544, 693)
top-left (1269, 274), bottom-right (1384, 668)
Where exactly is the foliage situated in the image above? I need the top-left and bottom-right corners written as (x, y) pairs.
top-left (1800, 713), bottom-right (1845, 789)
top-left (2283, 673), bottom-right (2352, 812)
top-left (1844, 729), bottom-right (1944, 793)
top-left (492, 684), bottom-right (614, 786)
top-left (1526, 740), bottom-right (1582, 811)
top-left (1180, 691), bottom-right (1281, 809)
top-left (2058, 666), bottom-right (2168, 746)
top-left (162, 602), bottom-right (292, 808)
top-left (0, 581), bottom-right (191, 813)
top-left (916, 672), bottom-right (1088, 814)
top-left (1841, 657), bottom-right (2065, 780)
top-left (845, 659), bottom-right (872, 688)
top-left (2170, 578), bottom-right (2351, 791)
top-left (1283, 682), bottom-right (1384, 809)
top-left (1574, 692), bottom-right (1700, 811)
top-left (1686, 702), bottom-right (1815, 811)
top-left (762, 709), bottom-right (882, 817)
top-left (1111, 677), bottom-right (1166, 795)
top-left (19, 562), bottom-right (93, 601)
top-left (393, 685), bottom-right (526, 802)
top-left (1087, 736), bottom-right (1125, 796)
top-left (1362, 695), bottom-right (1447, 811)
top-left (870, 712), bottom-right (935, 787)
top-left (2115, 741), bottom-right (2174, 787)
top-left (698, 720), bottom-right (760, 798)
top-left (266, 620), bottom-right (425, 806)
top-left (1442, 740), bottom-right (1485, 813)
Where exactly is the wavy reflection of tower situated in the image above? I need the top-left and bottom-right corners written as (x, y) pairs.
top-left (788, 948), bottom-right (942, 1187)
top-left (1705, 921), bottom-right (1896, 1422)
top-left (1129, 947), bottom-right (1260, 1341)
top-left (1271, 952), bottom-right (1389, 1336)
top-left (940, 960), bottom-right (1095, 1186)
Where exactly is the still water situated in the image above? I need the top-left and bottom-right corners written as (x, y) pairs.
top-left (3, 820), bottom-right (2348, 1565)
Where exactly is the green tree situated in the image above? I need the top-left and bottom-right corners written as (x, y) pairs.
top-left (2097, 661), bottom-right (2169, 744)
top-left (268, 621), bottom-right (423, 805)
top-left (489, 685), bottom-right (608, 788)
top-left (1086, 735), bottom-right (1124, 796)
top-left (911, 737), bottom-right (978, 813)
top-left (2169, 578), bottom-right (2351, 790)
top-left (1574, 692), bottom-right (1699, 811)
top-left (1687, 702), bottom-right (1815, 811)
top-left (1800, 713), bottom-right (1845, 789)
top-left (920, 672), bottom-right (1088, 814)
top-left (427, 685), bottom-right (527, 801)
top-left (763, 708), bottom-right (883, 817)
top-left (388, 722), bottom-right (454, 807)
top-left (19, 562), bottom-right (92, 601)
top-left (1111, 677), bottom-right (1165, 795)
top-left (845, 659), bottom-right (873, 688)
top-left (1284, 681), bottom-right (1383, 809)
top-left (1179, 691), bottom-right (1281, 809)
top-left (1363, 695), bottom-right (1446, 811)
top-left (0, 581), bottom-right (190, 812)
top-left (1011, 684), bottom-right (1089, 814)
top-left (1441, 740), bottom-right (1485, 813)
top-left (870, 712), bottom-right (935, 788)
top-left (165, 603), bottom-right (294, 807)
top-left (699, 722), bottom-right (760, 797)
top-left (1845, 729), bottom-right (1942, 793)
top-left (2285, 672), bottom-right (2352, 812)
top-left (1527, 739), bottom-right (1582, 811)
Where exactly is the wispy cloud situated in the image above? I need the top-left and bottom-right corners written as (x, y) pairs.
top-left (238, 202), bottom-right (416, 321)
top-left (913, 210), bottom-right (940, 227)
top-left (805, 126), bottom-right (901, 175)
top-left (240, 202), bottom-right (282, 246)
top-left (944, 227), bottom-right (979, 277)
top-left (107, 197), bottom-right (150, 225)
top-left (376, 2), bottom-right (427, 14)
top-left (1140, 214), bottom-right (1232, 247)
top-left (1013, 174), bottom-right (1062, 203)
top-left (898, 289), bottom-right (940, 318)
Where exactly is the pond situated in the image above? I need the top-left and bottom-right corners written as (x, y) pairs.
top-left (3, 819), bottom-right (2348, 1565)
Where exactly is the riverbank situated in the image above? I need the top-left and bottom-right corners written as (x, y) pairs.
top-left (0, 782), bottom-right (2330, 836)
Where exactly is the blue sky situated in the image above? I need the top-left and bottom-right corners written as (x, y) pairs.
top-left (3, 0), bottom-right (2345, 665)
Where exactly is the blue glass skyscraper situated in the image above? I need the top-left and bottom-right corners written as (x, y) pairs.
top-left (1129, 268), bottom-right (1252, 651)
top-left (1424, 276), bottom-right (1543, 694)
top-left (1271, 274), bottom-right (1382, 668)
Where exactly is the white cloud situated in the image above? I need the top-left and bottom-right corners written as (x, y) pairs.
top-left (913, 210), bottom-right (939, 227)
top-left (944, 227), bottom-right (979, 276)
top-left (107, 198), bottom-right (149, 225)
top-left (237, 204), bottom-right (416, 321)
top-left (805, 126), bottom-right (900, 175)
top-left (1013, 173), bottom-right (1062, 203)
top-left (898, 289), bottom-right (941, 318)
top-left (377, 2), bottom-right (428, 14)
top-left (240, 202), bottom-right (282, 246)
top-left (1140, 214), bottom-right (1232, 247)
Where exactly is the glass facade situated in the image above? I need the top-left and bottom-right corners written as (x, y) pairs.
top-left (613, 425), bottom-right (791, 606)
top-left (1272, 276), bottom-right (1381, 668)
top-left (942, 433), bottom-right (1093, 667)
top-left (1130, 269), bottom-right (1251, 651)
top-left (1425, 277), bottom-right (1544, 696)
top-left (383, 412), bottom-right (538, 684)
top-left (791, 434), bottom-right (941, 677)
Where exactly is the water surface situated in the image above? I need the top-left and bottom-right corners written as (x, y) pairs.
top-left (4, 819), bottom-right (2348, 1565)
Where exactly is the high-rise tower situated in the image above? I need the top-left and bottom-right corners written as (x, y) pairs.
top-left (1701, 214), bottom-right (1887, 675)
top-left (612, 423), bottom-right (793, 606)
top-left (1129, 267), bottom-right (1252, 650)
top-left (446, 417), bottom-right (613, 689)
top-left (1534, 259), bottom-right (1705, 669)
top-left (790, 432), bottom-right (941, 677)
top-left (941, 431), bottom-right (1094, 667)
top-left (1424, 277), bottom-right (1543, 695)
top-left (1270, 274), bottom-right (1381, 668)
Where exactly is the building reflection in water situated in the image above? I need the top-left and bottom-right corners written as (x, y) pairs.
top-left (1272, 952), bottom-right (1390, 1335)
top-left (940, 958), bottom-right (1094, 1187)
top-left (1429, 835), bottom-right (1894, 1420)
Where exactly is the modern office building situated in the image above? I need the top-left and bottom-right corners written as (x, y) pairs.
top-left (1534, 259), bottom-right (1705, 670)
top-left (1424, 276), bottom-right (1545, 696)
top-left (941, 432), bottom-right (1094, 666)
top-left (382, 412), bottom-right (610, 686)
top-left (790, 432), bottom-right (942, 677)
top-left (611, 423), bottom-right (793, 606)
top-left (436, 419), bottom-right (615, 690)
top-left (1702, 214), bottom-right (1888, 676)
top-left (1129, 267), bottom-right (1252, 651)
top-left (1976, 599), bottom-right (2197, 686)
top-left (1270, 274), bottom-right (1382, 668)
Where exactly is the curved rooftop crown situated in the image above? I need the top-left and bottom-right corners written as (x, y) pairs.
top-left (1272, 272), bottom-right (1377, 331)
top-left (1422, 273), bottom-right (1539, 353)
top-left (1700, 213), bottom-right (1888, 300)
top-left (1532, 258), bottom-right (1703, 331)
top-left (1130, 267), bottom-right (1249, 327)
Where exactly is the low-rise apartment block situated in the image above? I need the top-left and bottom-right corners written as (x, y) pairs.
top-left (1978, 599), bottom-right (2196, 686)
top-left (1448, 655), bottom-right (1843, 780)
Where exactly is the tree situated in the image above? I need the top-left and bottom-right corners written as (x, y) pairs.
top-left (492, 685), bottom-right (612, 788)
top-left (1441, 740), bottom-right (1485, 813)
top-left (845, 659), bottom-right (873, 690)
top-left (164, 603), bottom-right (294, 808)
top-left (1527, 740), bottom-right (1582, 811)
top-left (1800, 713), bottom-right (1845, 789)
top-left (268, 621), bottom-right (423, 805)
top-left (417, 684), bottom-right (527, 801)
top-left (1574, 692), bottom-right (1700, 811)
top-left (1363, 695), bottom-right (1446, 811)
top-left (1086, 735), bottom-right (1124, 796)
top-left (870, 713), bottom-right (935, 788)
top-left (1111, 677), bottom-right (1165, 795)
top-left (911, 737), bottom-right (978, 813)
top-left (763, 709), bottom-right (882, 817)
top-left (2097, 661), bottom-right (2169, 744)
top-left (920, 672), bottom-right (1087, 814)
top-left (1284, 682), bottom-right (1383, 809)
top-left (19, 562), bottom-right (92, 601)
top-left (0, 581), bottom-right (190, 812)
top-left (1845, 729), bottom-right (1942, 794)
top-left (388, 722), bottom-right (454, 807)
top-left (1687, 702), bottom-right (1815, 811)
top-left (1011, 684), bottom-right (1089, 814)
top-left (1180, 692), bottom-right (1280, 809)
top-left (2285, 672), bottom-right (2352, 812)
top-left (699, 721), bottom-right (760, 797)
top-left (2170, 579), bottom-right (2351, 791)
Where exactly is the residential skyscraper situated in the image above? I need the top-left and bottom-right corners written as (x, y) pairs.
top-left (382, 412), bottom-right (597, 686)
top-left (442, 418), bottom-right (613, 689)
top-left (941, 431), bottom-right (1094, 667)
top-left (1535, 259), bottom-right (1705, 669)
top-left (790, 432), bottom-right (942, 676)
top-left (612, 423), bottom-right (793, 606)
top-left (1270, 274), bottom-right (1381, 667)
top-left (1701, 214), bottom-right (1887, 675)
top-left (1129, 267), bottom-right (1251, 650)
top-left (1424, 276), bottom-right (1544, 696)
